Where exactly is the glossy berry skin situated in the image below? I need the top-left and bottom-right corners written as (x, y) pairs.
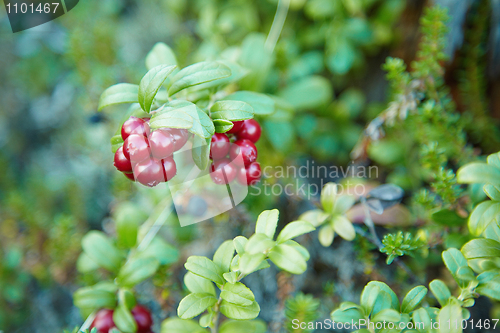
top-left (121, 117), bottom-right (150, 140)
top-left (123, 134), bottom-right (151, 163)
top-left (166, 128), bottom-right (190, 151)
top-left (124, 172), bottom-right (135, 181)
top-left (131, 305), bottom-right (153, 332)
top-left (236, 119), bottom-right (261, 143)
top-left (134, 158), bottom-right (165, 187)
top-left (210, 133), bottom-right (230, 160)
top-left (114, 146), bottom-right (132, 173)
top-left (149, 129), bottom-right (175, 159)
top-left (229, 139), bottom-right (258, 167)
top-left (90, 309), bottom-right (115, 333)
top-left (237, 162), bottom-right (261, 185)
top-left (210, 158), bottom-right (237, 184)
top-left (227, 120), bottom-right (243, 134)
top-left (162, 156), bottom-right (177, 181)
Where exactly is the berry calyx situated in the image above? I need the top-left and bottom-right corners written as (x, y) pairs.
top-left (114, 146), bottom-right (132, 173)
top-left (121, 117), bottom-right (150, 140)
top-left (210, 158), bottom-right (237, 184)
top-left (90, 309), bottom-right (115, 333)
top-left (165, 128), bottom-right (190, 151)
top-left (123, 134), bottom-right (151, 163)
top-left (229, 139), bottom-right (258, 167)
top-left (237, 162), bottom-right (261, 185)
top-left (236, 119), bottom-right (261, 143)
top-left (227, 120), bottom-right (243, 134)
top-left (131, 305), bottom-right (153, 333)
top-left (210, 133), bottom-right (230, 160)
top-left (161, 156), bottom-right (177, 181)
top-left (149, 129), bottom-right (175, 159)
top-left (133, 158), bottom-right (165, 187)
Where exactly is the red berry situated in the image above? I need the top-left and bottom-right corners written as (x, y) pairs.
top-left (133, 158), bottom-right (165, 187)
top-left (237, 162), bottom-right (261, 185)
top-left (227, 120), bottom-right (243, 134)
top-left (210, 158), bottom-right (237, 184)
top-left (121, 117), bottom-right (150, 140)
top-left (124, 172), bottom-right (135, 181)
top-left (149, 129), bottom-right (175, 159)
top-left (114, 146), bottom-right (132, 173)
top-left (165, 128), bottom-right (190, 151)
top-left (131, 305), bottom-right (153, 332)
top-left (123, 134), bottom-right (151, 164)
top-left (236, 119), bottom-right (261, 143)
top-left (210, 133), bottom-right (230, 160)
top-left (229, 139), bottom-right (258, 167)
top-left (90, 309), bottom-right (115, 333)
top-left (162, 156), bottom-right (177, 181)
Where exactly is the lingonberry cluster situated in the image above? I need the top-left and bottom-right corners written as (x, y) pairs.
top-left (90, 305), bottom-right (153, 333)
top-left (209, 119), bottom-right (262, 186)
top-left (113, 116), bottom-right (190, 187)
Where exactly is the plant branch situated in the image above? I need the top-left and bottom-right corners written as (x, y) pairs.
top-left (265, 0), bottom-right (290, 53)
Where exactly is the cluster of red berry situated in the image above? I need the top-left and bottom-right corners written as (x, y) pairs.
top-left (113, 116), bottom-right (190, 187)
top-left (90, 305), bottom-right (153, 333)
top-left (209, 119), bottom-right (262, 186)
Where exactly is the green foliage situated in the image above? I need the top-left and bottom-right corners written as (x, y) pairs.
top-left (285, 293), bottom-right (320, 333)
top-left (380, 232), bottom-right (426, 264)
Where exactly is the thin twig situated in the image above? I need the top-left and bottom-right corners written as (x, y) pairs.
top-left (265, 0), bottom-right (290, 53)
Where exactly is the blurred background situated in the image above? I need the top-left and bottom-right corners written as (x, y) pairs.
top-left (1, 0), bottom-right (500, 332)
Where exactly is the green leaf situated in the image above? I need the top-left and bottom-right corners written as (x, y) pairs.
top-left (223, 272), bottom-right (238, 284)
top-left (98, 83), bottom-right (139, 111)
top-left (139, 65), bottom-right (177, 112)
top-left (332, 195), bottom-right (356, 215)
top-left (331, 215), bottom-right (355, 241)
top-left (438, 301), bottom-right (462, 333)
top-left (371, 308), bottom-right (400, 323)
top-left (178, 293), bottom-right (217, 319)
top-left (361, 281), bottom-right (400, 312)
top-left (213, 119), bottom-right (234, 133)
top-left (321, 183), bottom-right (338, 213)
top-left (73, 283), bottom-right (117, 310)
top-left (238, 253), bottom-right (266, 275)
top-left (82, 231), bottom-right (124, 272)
top-left (279, 75), bottom-right (332, 110)
top-left (283, 240), bottom-right (310, 261)
top-left (118, 288), bottom-right (136, 310)
top-left (299, 209), bottom-right (329, 227)
top-left (223, 91), bottom-right (275, 115)
top-left (117, 257), bottom-right (160, 288)
top-left (113, 297), bottom-right (137, 333)
top-left (199, 313), bottom-right (212, 328)
top-left (442, 248), bottom-right (475, 288)
top-left (210, 101), bottom-right (254, 121)
top-left (468, 201), bottom-right (500, 236)
top-left (330, 308), bottom-right (364, 323)
top-left (161, 318), bottom-right (207, 333)
top-left (431, 209), bottom-right (466, 227)
top-left (401, 286), bottom-right (428, 313)
top-left (150, 100), bottom-right (215, 139)
top-left (276, 221), bottom-right (315, 243)
top-left (220, 282), bottom-right (255, 306)
top-left (168, 61), bottom-right (231, 96)
top-left (219, 320), bottom-right (267, 333)
top-left (233, 236), bottom-right (248, 255)
top-left (429, 279), bottom-right (451, 306)
top-left (219, 300), bottom-right (260, 320)
top-left (268, 243), bottom-right (307, 274)
top-left (184, 272), bottom-right (215, 296)
top-left (412, 308), bottom-right (432, 333)
top-left (185, 256), bottom-right (225, 285)
top-left (146, 42), bottom-right (178, 69)
top-left (462, 238), bottom-right (500, 259)
top-left (255, 209), bottom-right (280, 239)
top-left (457, 163), bottom-right (500, 186)
top-left (484, 184), bottom-right (500, 201)
top-left (115, 202), bottom-right (146, 249)
top-left (111, 134), bottom-right (124, 153)
top-left (191, 136), bottom-right (211, 170)
top-left (136, 237), bottom-right (179, 266)
top-left (318, 225), bottom-right (335, 247)
top-left (238, 33), bottom-right (273, 91)
top-left (244, 233), bottom-right (276, 255)
top-left (263, 120), bottom-right (295, 153)
top-left (213, 240), bottom-right (235, 273)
